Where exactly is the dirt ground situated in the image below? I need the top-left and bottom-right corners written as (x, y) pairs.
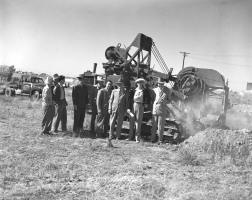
top-left (0, 90), bottom-right (252, 200)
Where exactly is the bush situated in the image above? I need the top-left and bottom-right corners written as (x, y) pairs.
top-left (178, 145), bottom-right (202, 166)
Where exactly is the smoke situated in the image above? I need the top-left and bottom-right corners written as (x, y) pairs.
top-left (169, 96), bottom-right (226, 138)
top-left (226, 105), bottom-right (252, 129)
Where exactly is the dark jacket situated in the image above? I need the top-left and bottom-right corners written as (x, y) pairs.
top-left (51, 82), bottom-right (58, 102)
top-left (53, 84), bottom-right (67, 105)
top-left (72, 84), bottom-right (89, 108)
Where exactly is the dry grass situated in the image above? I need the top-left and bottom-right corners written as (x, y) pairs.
top-left (184, 129), bottom-right (252, 166)
top-left (0, 90), bottom-right (252, 199)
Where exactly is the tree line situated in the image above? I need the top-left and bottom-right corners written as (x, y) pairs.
top-left (0, 65), bottom-right (15, 82)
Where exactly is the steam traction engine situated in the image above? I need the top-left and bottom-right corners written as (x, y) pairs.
top-left (102, 33), bottom-right (229, 143)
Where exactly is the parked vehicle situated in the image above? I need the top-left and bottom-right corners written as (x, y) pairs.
top-left (4, 75), bottom-right (45, 100)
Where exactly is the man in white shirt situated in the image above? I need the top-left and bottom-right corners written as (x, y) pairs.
top-left (127, 78), bottom-right (146, 143)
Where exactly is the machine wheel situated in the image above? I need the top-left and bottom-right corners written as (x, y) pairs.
top-left (31, 91), bottom-right (40, 100)
top-left (163, 119), bottom-right (183, 144)
top-left (5, 87), bottom-right (15, 97)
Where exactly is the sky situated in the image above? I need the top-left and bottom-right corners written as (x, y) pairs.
top-left (1, 0), bottom-right (252, 91)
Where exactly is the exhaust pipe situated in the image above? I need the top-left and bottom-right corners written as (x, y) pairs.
top-left (93, 63), bottom-right (97, 73)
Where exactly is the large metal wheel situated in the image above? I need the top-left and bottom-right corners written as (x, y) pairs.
top-left (163, 119), bottom-right (183, 143)
top-left (31, 91), bottom-right (40, 100)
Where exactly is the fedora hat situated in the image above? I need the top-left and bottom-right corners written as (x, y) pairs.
top-left (157, 77), bottom-right (165, 84)
top-left (44, 76), bottom-right (53, 84)
top-left (53, 73), bottom-right (59, 80)
top-left (58, 75), bottom-right (65, 82)
top-left (135, 78), bottom-right (146, 84)
top-left (77, 74), bottom-right (85, 79)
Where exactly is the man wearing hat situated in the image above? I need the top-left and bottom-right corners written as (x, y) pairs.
top-left (51, 73), bottom-right (59, 103)
top-left (88, 76), bottom-right (105, 138)
top-left (52, 74), bottom-right (59, 85)
top-left (96, 80), bottom-right (113, 138)
top-left (127, 78), bottom-right (147, 143)
top-left (151, 77), bottom-right (172, 144)
top-left (108, 77), bottom-right (129, 141)
top-left (52, 75), bottom-right (68, 133)
top-left (72, 74), bottom-right (89, 136)
top-left (41, 76), bottom-right (54, 135)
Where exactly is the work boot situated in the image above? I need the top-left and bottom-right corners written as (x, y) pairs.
top-left (107, 139), bottom-right (113, 148)
top-left (135, 136), bottom-right (140, 143)
top-left (72, 131), bottom-right (79, 138)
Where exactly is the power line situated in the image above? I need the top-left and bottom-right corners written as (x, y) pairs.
top-left (188, 56), bottom-right (252, 68)
top-left (190, 53), bottom-right (251, 57)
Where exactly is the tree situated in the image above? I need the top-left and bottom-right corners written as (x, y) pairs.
top-left (0, 65), bottom-right (16, 81)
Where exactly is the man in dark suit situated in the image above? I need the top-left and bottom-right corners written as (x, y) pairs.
top-left (72, 74), bottom-right (89, 137)
top-left (96, 80), bottom-right (112, 138)
top-left (108, 78), bottom-right (129, 141)
top-left (52, 75), bottom-right (68, 133)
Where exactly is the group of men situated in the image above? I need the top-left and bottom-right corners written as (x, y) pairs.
top-left (72, 73), bottom-right (112, 138)
top-left (41, 74), bottom-right (68, 135)
top-left (41, 73), bottom-right (172, 145)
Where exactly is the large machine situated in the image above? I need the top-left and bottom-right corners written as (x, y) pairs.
top-left (102, 33), bottom-right (229, 143)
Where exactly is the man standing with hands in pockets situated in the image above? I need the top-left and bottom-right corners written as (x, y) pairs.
top-left (108, 78), bottom-right (129, 147)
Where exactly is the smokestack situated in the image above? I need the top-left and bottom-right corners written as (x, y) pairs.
top-left (93, 63), bottom-right (97, 73)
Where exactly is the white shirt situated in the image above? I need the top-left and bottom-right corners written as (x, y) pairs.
top-left (134, 88), bottom-right (144, 103)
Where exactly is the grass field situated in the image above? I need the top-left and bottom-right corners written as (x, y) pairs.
top-left (0, 89), bottom-right (252, 200)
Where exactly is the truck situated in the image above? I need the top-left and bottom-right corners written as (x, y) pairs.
top-left (4, 74), bottom-right (45, 100)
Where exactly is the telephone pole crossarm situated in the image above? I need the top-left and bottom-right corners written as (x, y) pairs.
top-left (180, 52), bottom-right (190, 69)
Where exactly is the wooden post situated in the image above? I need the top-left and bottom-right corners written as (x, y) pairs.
top-left (222, 85), bottom-right (229, 127)
top-left (180, 52), bottom-right (190, 69)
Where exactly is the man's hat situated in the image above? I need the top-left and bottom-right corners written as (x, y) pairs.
top-left (157, 77), bottom-right (165, 84)
top-left (58, 75), bottom-right (65, 82)
top-left (77, 74), bottom-right (85, 79)
top-left (135, 78), bottom-right (146, 84)
top-left (53, 73), bottom-right (59, 80)
top-left (44, 76), bottom-right (53, 84)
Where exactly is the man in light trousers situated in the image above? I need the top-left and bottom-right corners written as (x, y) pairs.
top-left (41, 76), bottom-right (54, 135)
top-left (151, 78), bottom-right (172, 144)
top-left (127, 78), bottom-right (146, 143)
top-left (108, 78), bottom-right (129, 143)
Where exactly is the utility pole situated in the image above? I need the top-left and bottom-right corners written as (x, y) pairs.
top-left (180, 52), bottom-right (190, 69)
